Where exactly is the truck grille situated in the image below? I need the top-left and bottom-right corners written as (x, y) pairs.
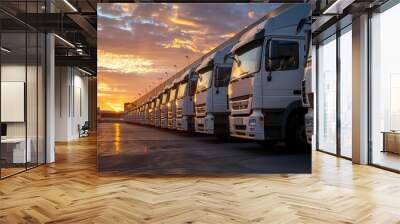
top-left (195, 104), bottom-right (206, 116)
top-left (176, 108), bottom-right (183, 118)
top-left (231, 100), bottom-right (249, 110)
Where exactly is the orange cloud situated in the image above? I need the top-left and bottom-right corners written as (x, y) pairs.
top-left (181, 29), bottom-right (206, 35)
top-left (161, 38), bottom-right (200, 53)
top-left (98, 50), bottom-right (157, 74)
top-left (219, 32), bottom-right (236, 39)
top-left (169, 17), bottom-right (198, 27)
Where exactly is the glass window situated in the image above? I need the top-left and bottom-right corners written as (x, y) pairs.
top-left (231, 40), bottom-right (263, 81)
top-left (317, 35), bottom-right (337, 155)
top-left (339, 27), bottom-right (352, 158)
top-left (215, 66), bottom-right (232, 87)
top-left (169, 88), bottom-right (176, 101)
top-left (156, 98), bottom-right (160, 107)
top-left (371, 3), bottom-right (400, 171)
top-left (196, 68), bottom-right (212, 93)
top-left (266, 40), bottom-right (299, 71)
top-left (161, 93), bottom-right (168, 104)
top-left (177, 82), bottom-right (187, 99)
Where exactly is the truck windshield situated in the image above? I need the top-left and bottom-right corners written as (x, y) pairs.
top-left (169, 88), bottom-right (176, 101)
top-left (156, 98), bottom-right (160, 107)
top-left (196, 68), bottom-right (212, 93)
top-left (231, 40), bottom-right (263, 81)
top-left (162, 93), bottom-right (168, 104)
top-left (177, 82), bottom-right (187, 99)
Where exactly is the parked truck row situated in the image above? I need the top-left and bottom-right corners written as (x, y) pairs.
top-left (124, 4), bottom-right (312, 150)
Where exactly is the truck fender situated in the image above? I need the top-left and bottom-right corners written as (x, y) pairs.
top-left (281, 100), bottom-right (306, 138)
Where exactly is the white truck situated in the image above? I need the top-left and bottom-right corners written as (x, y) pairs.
top-left (160, 90), bottom-right (169, 128)
top-left (227, 4), bottom-right (311, 149)
top-left (148, 98), bottom-right (156, 126)
top-left (139, 104), bottom-right (145, 124)
top-left (144, 102), bottom-right (151, 125)
top-left (154, 94), bottom-right (162, 127)
top-left (194, 43), bottom-right (234, 136)
top-left (176, 66), bottom-right (199, 131)
top-left (167, 83), bottom-right (178, 129)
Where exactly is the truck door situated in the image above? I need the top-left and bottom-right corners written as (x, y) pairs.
top-left (263, 38), bottom-right (304, 109)
top-left (213, 65), bottom-right (232, 113)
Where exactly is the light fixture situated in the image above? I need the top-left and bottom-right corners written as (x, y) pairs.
top-left (78, 67), bottom-right (93, 76)
top-left (63, 0), bottom-right (78, 12)
top-left (1, 47), bottom-right (11, 53)
top-left (54, 34), bottom-right (75, 48)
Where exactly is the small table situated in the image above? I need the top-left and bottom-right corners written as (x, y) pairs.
top-left (382, 131), bottom-right (400, 154)
top-left (1, 138), bottom-right (31, 164)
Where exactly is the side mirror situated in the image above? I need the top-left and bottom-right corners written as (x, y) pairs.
top-left (224, 53), bottom-right (233, 63)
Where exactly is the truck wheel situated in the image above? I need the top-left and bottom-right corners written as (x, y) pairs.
top-left (286, 113), bottom-right (309, 152)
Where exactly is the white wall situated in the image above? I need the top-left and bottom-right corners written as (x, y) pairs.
top-left (55, 67), bottom-right (89, 141)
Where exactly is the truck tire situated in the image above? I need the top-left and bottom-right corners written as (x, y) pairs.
top-left (285, 113), bottom-right (309, 152)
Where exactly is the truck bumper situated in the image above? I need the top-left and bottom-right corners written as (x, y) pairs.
top-left (195, 114), bottom-right (214, 135)
top-left (176, 116), bottom-right (188, 131)
top-left (155, 119), bottom-right (161, 127)
top-left (160, 118), bottom-right (168, 128)
top-left (229, 110), bottom-right (264, 140)
top-left (168, 118), bottom-right (176, 129)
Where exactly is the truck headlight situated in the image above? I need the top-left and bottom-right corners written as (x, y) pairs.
top-left (249, 118), bottom-right (257, 126)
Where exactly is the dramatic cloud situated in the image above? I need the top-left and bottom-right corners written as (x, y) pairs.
top-left (98, 50), bottom-right (157, 74)
top-left (98, 3), bottom-right (280, 111)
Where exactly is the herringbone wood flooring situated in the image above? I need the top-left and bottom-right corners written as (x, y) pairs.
top-left (1, 135), bottom-right (400, 223)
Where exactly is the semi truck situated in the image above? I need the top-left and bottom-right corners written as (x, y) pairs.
top-left (227, 4), bottom-right (311, 149)
top-left (194, 43), bottom-right (234, 136)
top-left (148, 97), bottom-right (156, 126)
top-left (160, 89), bottom-right (170, 128)
top-left (176, 65), bottom-right (199, 131)
top-left (139, 105), bottom-right (145, 125)
top-left (167, 83), bottom-right (178, 129)
top-left (154, 94), bottom-right (162, 127)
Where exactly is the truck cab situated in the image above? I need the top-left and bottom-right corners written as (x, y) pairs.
top-left (167, 83), bottom-right (178, 129)
top-left (149, 98), bottom-right (156, 126)
top-left (228, 4), bottom-right (310, 149)
top-left (139, 105), bottom-right (145, 125)
top-left (154, 94), bottom-right (162, 127)
top-left (160, 88), bottom-right (170, 128)
top-left (144, 102), bottom-right (151, 125)
top-left (194, 44), bottom-right (234, 136)
top-left (176, 66), bottom-right (198, 131)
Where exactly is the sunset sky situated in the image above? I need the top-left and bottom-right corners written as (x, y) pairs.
top-left (98, 3), bottom-right (280, 112)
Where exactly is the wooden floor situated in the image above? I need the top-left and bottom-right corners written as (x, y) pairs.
top-left (1, 135), bottom-right (400, 223)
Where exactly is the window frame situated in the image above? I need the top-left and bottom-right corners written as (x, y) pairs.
top-left (265, 39), bottom-right (300, 72)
